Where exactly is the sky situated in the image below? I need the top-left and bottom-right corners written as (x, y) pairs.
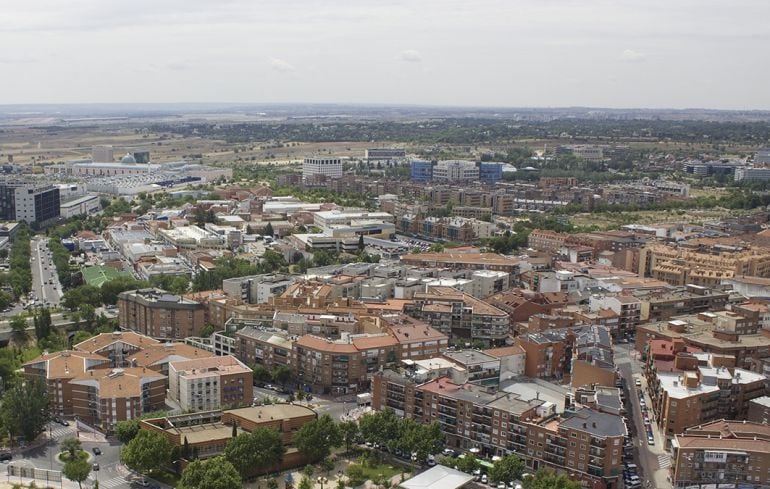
top-left (0, 0), bottom-right (768, 109)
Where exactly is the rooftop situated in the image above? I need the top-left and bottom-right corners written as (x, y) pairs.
top-left (225, 404), bottom-right (316, 424)
top-left (126, 342), bottom-right (215, 367)
top-left (70, 367), bottom-right (165, 399)
top-left (560, 407), bottom-right (627, 438)
top-left (170, 355), bottom-right (251, 378)
top-left (399, 465), bottom-right (473, 489)
top-left (74, 331), bottom-right (159, 354)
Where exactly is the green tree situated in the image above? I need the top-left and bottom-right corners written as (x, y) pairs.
top-left (121, 430), bottom-right (173, 476)
top-left (339, 420), bottom-right (360, 454)
top-left (61, 436), bottom-right (82, 459)
top-left (9, 315), bottom-right (29, 346)
top-left (523, 469), bottom-right (581, 489)
top-left (178, 456), bottom-right (242, 489)
top-left (359, 409), bottom-right (399, 447)
top-left (454, 453), bottom-right (480, 474)
top-left (199, 324), bottom-right (215, 338)
top-left (252, 365), bottom-right (272, 383)
top-left (358, 234), bottom-right (365, 252)
top-left (271, 365), bottom-right (291, 385)
top-left (488, 454), bottom-right (524, 484)
top-left (63, 457), bottom-right (92, 489)
top-left (298, 476), bottom-right (312, 489)
top-left (224, 428), bottom-right (285, 478)
top-left (115, 419), bottom-right (140, 443)
top-left (0, 377), bottom-right (49, 444)
top-left (267, 478), bottom-right (279, 489)
top-left (263, 222), bottom-right (274, 237)
top-left (293, 414), bottom-right (341, 462)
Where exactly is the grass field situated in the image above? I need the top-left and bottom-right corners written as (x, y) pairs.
top-left (81, 265), bottom-right (132, 287)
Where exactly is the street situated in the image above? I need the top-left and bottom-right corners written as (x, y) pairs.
top-left (30, 236), bottom-right (63, 309)
top-left (615, 342), bottom-right (672, 489)
top-left (7, 421), bottom-right (141, 489)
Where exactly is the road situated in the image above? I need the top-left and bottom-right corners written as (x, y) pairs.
top-left (31, 235), bottom-right (63, 309)
top-left (615, 342), bottom-right (672, 489)
top-left (9, 421), bottom-right (144, 489)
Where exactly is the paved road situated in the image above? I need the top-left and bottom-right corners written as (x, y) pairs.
top-left (31, 236), bottom-right (63, 308)
top-left (616, 342), bottom-right (672, 489)
top-left (13, 421), bottom-right (166, 489)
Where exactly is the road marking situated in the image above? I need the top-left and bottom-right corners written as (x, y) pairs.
top-left (658, 454), bottom-right (672, 469)
top-left (49, 425), bottom-right (76, 438)
top-left (96, 476), bottom-right (127, 488)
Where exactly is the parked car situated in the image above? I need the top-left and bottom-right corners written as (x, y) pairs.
top-left (60, 419), bottom-right (70, 426)
top-left (92, 447), bottom-right (102, 456)
top-left (0, 453), bottom-right (11, 462)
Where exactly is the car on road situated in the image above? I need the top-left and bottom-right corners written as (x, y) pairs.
top-left (481, 474), bottom-right (488, 484)
top-left (134, 478), bottom-right (150, 487)
top-left (60, 419), bottom-right (70, 426)
top-left (92, 463), bottom-right (99, 472)
top-left (92, 447), bottom-right (102, 455)
top-left (647, 435), bottom-right (655, 445)
top-left (0, 453), bottom-right (11, 462)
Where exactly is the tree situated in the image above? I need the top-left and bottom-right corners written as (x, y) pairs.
top-left (488, 454), bottom-right (524, 484)
top-left (224, 428), bottom-right (285, 478)
top-left (454, 453), bottom-right (480, 474)
top-left (523, 469), bottom-right (581, 489)
top-left (61, 436), bottom-right (82, 459)
top-left (298, 476), bottom-right (312, 489)
top-left (115, 419), bottom-right (140, 443)
top-left (199, 324), bottom-right (215, 338)
top-left (267, 478), bottom-right (279, 489)
top-left (252, 365), bottom-right (272, 383)
top-left (358, 234), bottom-right (365, 252)
top-left (339, 420), bottom-right (360, 454)
top-left (121, 429), bottom-right (173, 476)
top-left (271, 365), bottom-right (291, 385)
top-left (359, 409), bottom-right (399, 447)
top-left (293, 414), bottom-right (341, 462)
top-left (0, 377), bottom-right (49, 444)
top-left (263, 222), bottom-right (274, 237)
top-left (63, 457), bottom-right (91, 489)
top-left (9, 315), bottom-right (29, 346)
top-left (178, 456), bottom-right (242, 489)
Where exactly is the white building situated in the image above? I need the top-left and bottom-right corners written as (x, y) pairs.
top-left (302, 157), bottom-right (343, 182)
top-left (168, 355), bottom-right (252, 412)
top-left (432, 160), bottom-right (479, 181)
top-left (158, 225), bottom-right (225, 249)
top-left (313, 210), bottom-right (394, 231)
top-left (469, 270), bottom-right (510, 298)
top-left (59, 194), bottom-right (101, 218)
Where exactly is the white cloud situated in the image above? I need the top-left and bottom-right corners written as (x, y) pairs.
top-left (398, 49), bottom-right (422, 63)
top-left (270, 57), bottom-right (295, 72)
top-left (620, 49), bottom-right (646, 62)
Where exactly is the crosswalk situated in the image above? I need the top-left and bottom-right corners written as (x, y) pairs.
top-left (658, 454), bottom-right (672, 469)
top-left (95, 476), bottom-right (127, 489)
top-left (49, 425), bottom-right (76, 439)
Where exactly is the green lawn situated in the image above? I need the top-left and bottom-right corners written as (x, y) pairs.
top-left (81, 265), bottom-right (132, 287)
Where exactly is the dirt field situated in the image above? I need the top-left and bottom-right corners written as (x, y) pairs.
top-left (569, 207), bottom-right (754, 230)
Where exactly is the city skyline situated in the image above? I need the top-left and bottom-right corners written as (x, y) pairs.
top-left (1, 0), bottom-right (768, 109)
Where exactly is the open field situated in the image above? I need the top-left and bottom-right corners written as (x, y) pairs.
top-left (569, 207), bottom-right (756, 230)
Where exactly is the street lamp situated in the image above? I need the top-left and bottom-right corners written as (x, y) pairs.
top-left (317, 476), bottom-right (328, 489)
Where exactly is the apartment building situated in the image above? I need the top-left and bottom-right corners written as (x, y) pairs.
top-left (372, 370), bottom-right (625, 489)
top-left (292, 333), bottom-right (399, 395)
top-left (648, 366), bottom-right (766, 440)
top-left (639, 242), bottom-right (770, 286)
top-left (589, 295), bottom-right (641, 337)
top-left (379, 313), bottom-right (448, 358)
top-left (69, 367), bottom-right (166, 432)
top-left (118, 288), bottom-right (207, 339)
top-left (517, 329), bottom-right (571, 380)
top-left (747, 396), bottom-right (770, 424)
top-left (408, 286), bottom-right (510, 346)
top-left (23, 350), bottom-right (110, 418)
top-left (125, 342), bottom-right (216, 375)
top-left (235, 326), bottom-right (293, 370)
top-left (635, 285), bottom-right (730, 322)
top-left (0, 181), bottom-right (61, 224)
top-left (442, 350), bottom-right (501, 386)
top-left (401, 252), bottom-right (520, 275)
top-left (74, 331), bottom-right (160, 368)
top-left (671, 420), bottom-right (770, 488)
top-left (222, 274), bottom-right (296, 304)
top-left (168, 355), bottom-right (254, 412)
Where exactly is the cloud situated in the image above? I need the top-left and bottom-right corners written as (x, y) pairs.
top-left (620, 49), bottom-right (646, 62)
top-left (398, 49), bottom-right (422, 63)
top-left (269, 57), bottom-right (295, 72)
top-left (0, 54), bottom-right (37, 64)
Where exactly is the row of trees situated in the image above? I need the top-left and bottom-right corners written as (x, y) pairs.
top-left (357, 409), bottom-right (444, 464)
top-left (1, 223), bottom-right (32, 296)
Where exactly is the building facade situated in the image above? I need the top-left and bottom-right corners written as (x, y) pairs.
top-left (118, 288), bottom-right (207, 339)
top-left (302, 157), bottom-right (343, 182)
